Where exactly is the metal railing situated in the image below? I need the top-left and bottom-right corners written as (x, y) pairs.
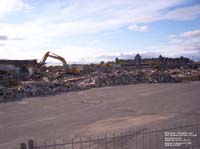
top-left (20, 121), bottom-right (200, 149)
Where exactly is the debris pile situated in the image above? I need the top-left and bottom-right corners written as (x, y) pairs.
top-left (91, 70), bottom-right (178, 87)
top-left (0, 67), bottom-right (200, 102)
top-left (149, 71), bottom-right (178, 83)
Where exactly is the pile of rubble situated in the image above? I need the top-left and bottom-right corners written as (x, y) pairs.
top-left (0, 68), bottom-right (200, 102)
top-left (94, 70), bottom-right (179, 86)
top-left (0, 80), bottom-right (83, 102)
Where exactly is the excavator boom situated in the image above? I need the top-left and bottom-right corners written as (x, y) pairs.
top-left (39, 51), bottom-right (67, 66)
top-left (39, 51), bottom-right (80, 74)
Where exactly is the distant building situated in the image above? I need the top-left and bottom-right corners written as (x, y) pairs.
top-left (115, 54), bottom-right (194, 68)
top-left (135, 53), bottom-right (142, 65)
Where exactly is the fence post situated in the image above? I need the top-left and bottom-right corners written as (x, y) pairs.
top-left (155, 129), bottom-right (158, 149)
top-left (80, 137), bottom-right (83, 149)
top-left (121, 132), bottom-right (123, 149)
top-left (105, 135), bottom-right (108, 149)
top-left (89, 136), bottom-right (91, 149)
top-left (20, 143), bottom-right (27, 149)
top-left (197, 120), bottom-right (199, 145)
top-left (72, 138), bottom-right (74, 149)
top-left (28, 139), bottom-right (34, 149)
top-left (113, 134), bottom-right (116, 149)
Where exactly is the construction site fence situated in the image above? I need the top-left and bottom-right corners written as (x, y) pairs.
top-left (20, 121), bottom-right (200, 149)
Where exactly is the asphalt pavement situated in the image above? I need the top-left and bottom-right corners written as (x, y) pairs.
top-left (1, 82), bottom-right (200, 149)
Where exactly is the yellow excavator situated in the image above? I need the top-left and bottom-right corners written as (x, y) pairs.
top-left (39, 51), bottom-right (80, 74)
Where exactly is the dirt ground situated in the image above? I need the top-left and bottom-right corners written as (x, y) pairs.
top-left (1, 82), bottom-right (200, 149)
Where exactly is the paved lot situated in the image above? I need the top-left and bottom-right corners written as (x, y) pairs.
top-left (1, 82), bottom-right (200, 149)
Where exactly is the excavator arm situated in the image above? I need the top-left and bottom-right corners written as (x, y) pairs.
top-left (39, 51), bottom-right (67, 66)
top-left (39, 51), bottom-right (80, 74)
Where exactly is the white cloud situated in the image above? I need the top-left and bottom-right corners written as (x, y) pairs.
top-left (1, 0), bottom-right (200, 39)
top-left (6, 0), bottom-right (199, 39)
top-left (164, 4), bottom-right (200, 21)
top-left (0, 0), bottom-right (30, 18)
top-left (168, 29), bottom-right (200, 51)
top-left (98, 29), bottom-right (200, 61)
top-left (150, 29), bottom-right (200, 57)
top-left (128, 24), bottom-right (149, 32)
top-left (180, 29), bottom-right (200, 38)
top-left (1, 0), bottom-right (200, 61)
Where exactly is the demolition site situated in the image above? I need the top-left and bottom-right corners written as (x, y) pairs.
top-left (0, 51), bottom-right (200, 102)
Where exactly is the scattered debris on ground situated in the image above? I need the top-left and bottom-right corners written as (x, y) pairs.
top-left (1, 66), bottom-right (200, 102)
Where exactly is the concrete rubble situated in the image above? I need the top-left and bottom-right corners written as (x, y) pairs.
top-left (1, 66), bottom-right (200, 102)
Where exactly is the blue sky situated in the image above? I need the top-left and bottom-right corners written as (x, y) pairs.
top-left (0, 0), bottom-right (200, 63)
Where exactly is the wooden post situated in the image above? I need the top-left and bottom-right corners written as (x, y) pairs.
top-left (20, 143), bottom-right (27, 149)
top-left (113, 134), bottom-right (116, 149)
top-left (28, 139), bottom-right (34, 149)
top-left (72, 138), bottom-right (74, 149)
